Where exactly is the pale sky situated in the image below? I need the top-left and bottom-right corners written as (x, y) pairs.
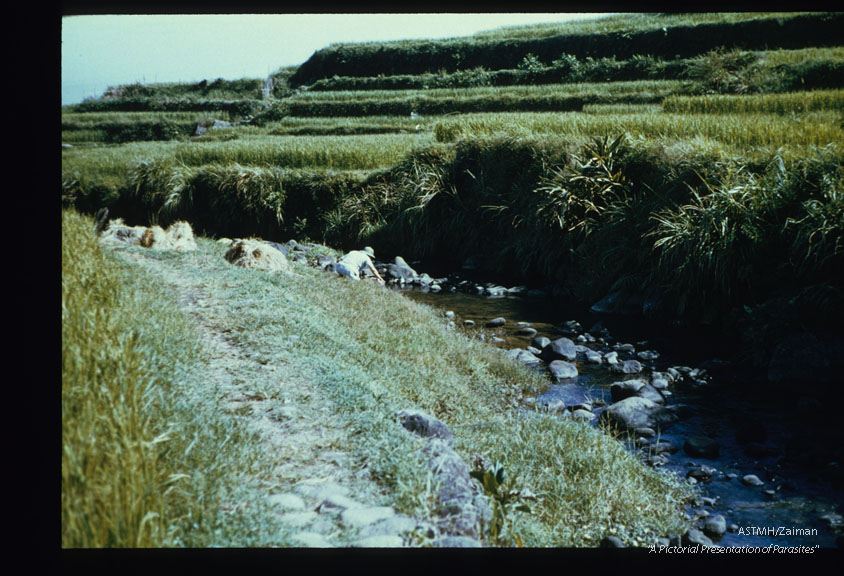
top-left (61, 13), bottom-right (605, 105)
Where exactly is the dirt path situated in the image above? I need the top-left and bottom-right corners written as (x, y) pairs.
top-left (117, 249), bottom-right (429, 547)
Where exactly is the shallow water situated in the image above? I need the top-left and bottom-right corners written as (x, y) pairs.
top-left (402, 286), bottom-right (844, 549)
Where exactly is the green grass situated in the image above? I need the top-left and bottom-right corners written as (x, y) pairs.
top-left (126, 230), bottom-right (692, 546)
top-left (433, 109), bottom-right (844, 156)
top-left (62, 209), bottom-right (293, 547)
top-left (662, 89), bottom-right (844, 114)
top-left (61, 133), bottom-right (429, 188)
top-left (471, 12), bottom-right (804, 40)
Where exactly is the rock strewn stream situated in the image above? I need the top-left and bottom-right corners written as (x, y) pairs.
top-left (271, 239), bottom-right (844, 548)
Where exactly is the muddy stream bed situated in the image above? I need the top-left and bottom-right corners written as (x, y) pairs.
top-left (391, 275), bottom-right (844, 549)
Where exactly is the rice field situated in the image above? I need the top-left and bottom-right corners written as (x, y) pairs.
top-left (432, 110), bottom-right (844, 155)
top-left (662, 89), bottom-right (844, 115)
top-left (289, 80), bottom-right (687, 103)
top-left (61, 133), bottom-right (433, 185)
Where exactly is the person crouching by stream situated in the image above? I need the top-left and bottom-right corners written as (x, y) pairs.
top-left (335, 246), bottom-right (385, 284)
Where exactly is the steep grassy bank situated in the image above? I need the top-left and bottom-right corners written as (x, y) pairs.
top-left (290, 13), bottom-right (843, 85)
top-left (62, 208), bottom-right (691, 546)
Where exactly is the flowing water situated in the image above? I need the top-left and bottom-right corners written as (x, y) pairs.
top-left (397, 281), bottom-right (844, 549)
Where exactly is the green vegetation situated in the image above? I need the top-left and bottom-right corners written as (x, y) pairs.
top-left (62, 210), bottom-right (293, 547)
top-left (62, 12), bottom-right (844, 547)
top-left (662, 89), bottom-right (844, 114)
top-left (63, 207), bottom-right (691, 546)
top-left (290, 13), bottom-right (843, 85)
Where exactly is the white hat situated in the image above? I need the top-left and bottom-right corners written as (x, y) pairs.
top-left (362, 246), bottom-right (375, 257)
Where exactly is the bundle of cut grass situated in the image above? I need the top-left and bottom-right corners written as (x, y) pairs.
top-left (223, 238), bottom-right (290, 272)
top-left (100, 219), bottom-right (198, 251)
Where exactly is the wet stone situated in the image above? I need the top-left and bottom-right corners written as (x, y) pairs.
top-left (742, 474), bottom-right (765, 487)
top-left (543, 337), bottom-right (578, 362)
top-left (486, 317), bottom-right (506, 328)
top-left (704, 515), bottom-right (727, 538)
top-left (684, 436), bottom-right (720, 459)
top-left (549, 360), bottom-right (578, 381)
top-left (610, 359), bottom-right (644, 374)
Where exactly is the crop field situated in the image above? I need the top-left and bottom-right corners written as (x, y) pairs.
top-left (62, 11), bottom-right (844, 550)
top-left (62, 10), bottom-right (844, 325)
top-left (432, 109), bottom-right (844, 156)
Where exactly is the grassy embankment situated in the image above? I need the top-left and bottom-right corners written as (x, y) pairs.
top-left (62, 208), bottom-right (691, 547)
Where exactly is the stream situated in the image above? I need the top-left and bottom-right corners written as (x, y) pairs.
top-left (392, 275), bottom-right (844, 549)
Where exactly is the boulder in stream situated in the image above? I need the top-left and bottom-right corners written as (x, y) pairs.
top-left (599, 397), bottom-right (676, 432)
top-left (549, 360), bottom-right (578, 381)
top-left (541, 337), bottom-right (577, 362)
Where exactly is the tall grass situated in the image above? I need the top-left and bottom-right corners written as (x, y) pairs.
top-left (662, 89), bottom-right (844, 115)
top-left (62, 209), bottom-right (295, 547)
top-left (433, 110), bottom-right (844, 155)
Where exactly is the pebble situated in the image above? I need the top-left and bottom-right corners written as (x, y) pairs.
top-left (486, 317), bottom-right (506, 327)
top-left (462, 320), bottom-right (475, 327)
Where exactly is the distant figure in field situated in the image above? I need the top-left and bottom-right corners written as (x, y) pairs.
top-left (335, 246), bottom-right (385, 284)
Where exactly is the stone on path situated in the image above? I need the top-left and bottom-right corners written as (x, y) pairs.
top-left (341, 506), bottom-right (395, 528)
top-left (268, 493), bottom-right (306, 511)
top-left (354, 535), bottom-right (404, 548)
top-left (434, 536), bottom-right (482, 547)
top-left (291, 532), bottom-right (332, 547)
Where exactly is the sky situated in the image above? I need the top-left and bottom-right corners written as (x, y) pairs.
top-left (61, 13), bottom-right (606, 105)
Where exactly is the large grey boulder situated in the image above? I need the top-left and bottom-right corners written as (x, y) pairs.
top-left (507, 349), bottom-right (542, 365)
top-left (549, 360), bottom-right (578, 381)
top-left (541, 337), bottom-right (577, 362)
top-left (599, 396), bottom-right (676, 432)
top-left (609, 360), bottom-right (644, 374)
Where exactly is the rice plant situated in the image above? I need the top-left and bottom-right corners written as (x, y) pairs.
top-left (662, 89), bottom-right (844, 115)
